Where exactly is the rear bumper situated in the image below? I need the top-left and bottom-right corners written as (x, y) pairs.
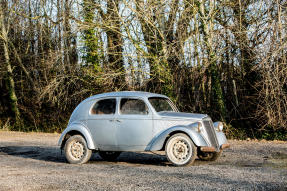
top-left (200, 143), bottom-right (230, 152)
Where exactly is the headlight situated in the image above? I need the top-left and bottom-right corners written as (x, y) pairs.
top-left (197, 122), bottom-right (203, 132)
top-left (189, 122), bottom-right (203, 132)
top-left (214, 122), bottom-right (223, 131)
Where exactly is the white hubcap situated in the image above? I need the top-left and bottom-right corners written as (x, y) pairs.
top-left (70, 141), bottom-right (85, 160)
top-left (168, 136), bottom-right (192, 165)
top-left (173, 140), bottom-right (189, 160)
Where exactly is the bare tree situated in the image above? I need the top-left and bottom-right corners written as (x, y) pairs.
top-left (0, 2), bottom-right (21, 126)
top-left (0, 0), bottom-right (286, 140)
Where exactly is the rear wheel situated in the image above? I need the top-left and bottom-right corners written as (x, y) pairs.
top-left (99, 151), bottom-right (121, 161)
top-left (165, 133), bottom-right (197, 166)
top-left (198, 150), bottom-right (222, 161)
top-left (64, 135), bottom-right (92, 164)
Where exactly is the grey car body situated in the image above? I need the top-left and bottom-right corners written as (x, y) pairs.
top-left (59, 91), bottom-right (229, 165)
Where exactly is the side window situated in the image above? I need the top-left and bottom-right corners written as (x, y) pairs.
top-left (91, 99), bottom-right (116, 115)
top-left (120, 98), bottom-right (149, 115)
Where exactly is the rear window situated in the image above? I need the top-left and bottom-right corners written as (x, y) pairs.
top-left (91, 99), bottom-right (116, 115)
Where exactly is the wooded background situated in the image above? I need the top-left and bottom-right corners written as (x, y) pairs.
top-left (0, 0), bottom-right (286, 140)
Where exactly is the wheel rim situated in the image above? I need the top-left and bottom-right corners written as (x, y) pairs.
top-left (70, 141), bottom-right (85, 160)
top-left (173, 140), bottom-right (189, 160)
top-left (168, 137), bottom-right (192, 165)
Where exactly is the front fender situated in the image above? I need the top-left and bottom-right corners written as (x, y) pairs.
top-left (213, 121), bottom-right (228, 146)
top-left (58, 122), bottom-right (97, 150)
top-left (146, 125), bottom-right (208, 151)
top-left (215, 131), bottom-right (228, 146)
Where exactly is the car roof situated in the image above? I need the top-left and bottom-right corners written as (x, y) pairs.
top-left (85, 91), bottom-right (168, 102)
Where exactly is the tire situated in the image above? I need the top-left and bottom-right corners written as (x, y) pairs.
top-left (99, 151), bottom-right (121, 161)
top-left (165, 133), bottom-right (197, 166)
top-left (197, 150), bottom-right (222, 161)
top-left (64, 135), bottom-right (92, 164)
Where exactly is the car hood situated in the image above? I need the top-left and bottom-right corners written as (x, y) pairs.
top-left (158, 111), bottom-right (208, 120)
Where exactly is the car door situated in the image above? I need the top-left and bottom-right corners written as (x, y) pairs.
top-left (87, 98), bottom-right (117, 151)
top-left (116, 97), bottom-right (153, 151)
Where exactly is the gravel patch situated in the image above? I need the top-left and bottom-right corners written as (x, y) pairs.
top-left (0, 131), bottom-right (286, 190)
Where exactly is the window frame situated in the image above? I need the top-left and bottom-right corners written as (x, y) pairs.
top-left (148, 97), bottom-right (179, 113)
top-left (119, 97), bottom-right (150, 115)
top-left (89, 98), bottom-right (117, 115)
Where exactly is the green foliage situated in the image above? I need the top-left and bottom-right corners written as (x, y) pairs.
top-left (224, 123), bottom-right (248, 140)
top-left (82, 0), bottom-right (101, 70)
top-left (224, 123), bottom-right (287, 141)
top-left (152, 59), bottom-right (175, 99)
top-left (259, 127), bottom-right (287, 141)
top-left (209, 58), bottom-right (226, 122)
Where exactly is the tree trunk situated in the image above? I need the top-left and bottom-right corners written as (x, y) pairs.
top-left (198, 0), bottom-right (226, 121)
top-left (105, 0), bottom-right (125, 90)
top-left (0, 5), bottom-right (21, 126)
top-left (64, 0), bottom-right (77, 71)
top-left (83, 0), bottom-right (100, 69)
top-left (135, 0), bottom-right (175, 96)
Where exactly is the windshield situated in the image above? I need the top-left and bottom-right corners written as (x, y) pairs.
top-left (148, 97), bottom-right (177, 112)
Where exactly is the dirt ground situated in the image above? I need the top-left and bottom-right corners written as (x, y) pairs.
top-left (0, 131), bottom-right (286, 191)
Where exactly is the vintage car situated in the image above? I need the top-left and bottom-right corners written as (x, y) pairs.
top-left (58, 91), bottom-right (230, 166)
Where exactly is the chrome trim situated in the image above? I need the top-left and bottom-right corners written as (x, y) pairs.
top-left (202, 118), bottom-right (220, 151)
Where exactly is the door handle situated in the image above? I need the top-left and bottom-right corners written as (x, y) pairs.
top-left (109, 119), bottom-right (122, 122)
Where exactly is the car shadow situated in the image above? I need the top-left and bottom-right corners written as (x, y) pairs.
top-left (90, 151), bottom-right (171, 166)
top-left (0, 145), bottom-right (66, 163)
top-left (0, 145), bottom-right (211, 166)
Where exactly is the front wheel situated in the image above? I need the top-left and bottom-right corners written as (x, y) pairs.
top-left (64, 135), bottom-right (92, 164)
top-left (99, 151), bottom-right (121, 161)
top-left (165, 133), bottom-right (197, 166)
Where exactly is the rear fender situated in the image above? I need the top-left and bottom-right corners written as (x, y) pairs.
top-left (58, 122), bottom-right (97, 150)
